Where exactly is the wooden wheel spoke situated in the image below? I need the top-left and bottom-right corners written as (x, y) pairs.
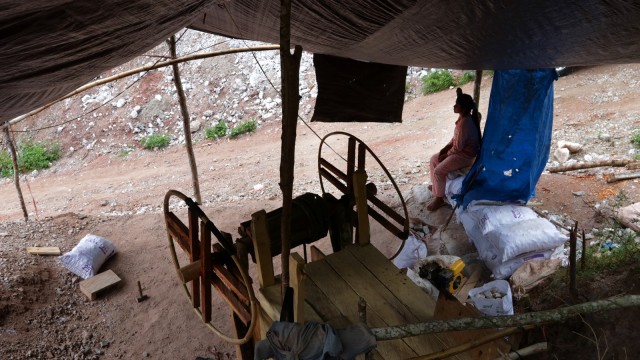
top-left (163, 190), bottom-right (256, 345)
top-left (318, 132), bottom-right (410, 258)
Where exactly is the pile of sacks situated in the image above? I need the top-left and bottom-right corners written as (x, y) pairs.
top-left (445, 177), bottom-right (567, 279)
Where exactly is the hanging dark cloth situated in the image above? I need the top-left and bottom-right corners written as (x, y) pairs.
top-left (311, 54), bottom-right (407, 123)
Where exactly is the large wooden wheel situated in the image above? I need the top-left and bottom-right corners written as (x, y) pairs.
top-left (163, 190), bottom-right (257, 345)
top-left (318, 131), bottom-right (409, 259)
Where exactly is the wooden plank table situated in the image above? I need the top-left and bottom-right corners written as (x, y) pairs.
top-left (302, 243), bottom-right (464, 359)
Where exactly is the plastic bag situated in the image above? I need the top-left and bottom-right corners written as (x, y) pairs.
top-left (59, 234), bottom-right (117, 279)
top-left (392, 233), bottom-right (427, 269)
top-left (468, 280), bottom-right (514, 316)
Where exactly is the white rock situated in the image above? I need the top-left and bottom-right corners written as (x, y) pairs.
top-left (190, 120), bottom-right (201, 133)
top-left (584, 154), bottom-right (593, 162)
top-left (554, 148), bottom-right (571, 163)
top-left (115, 98), bottom-right (127, 108)
top-left (557, 140), bottom-right (583, 153)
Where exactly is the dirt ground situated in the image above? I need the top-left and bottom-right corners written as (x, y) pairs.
top-left (1, 59), bottom-right (640, 359)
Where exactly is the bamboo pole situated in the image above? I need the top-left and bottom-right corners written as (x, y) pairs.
top-left (3, 127), bottom-right (28, 221)
top-left (370, 294), bottom-right (640, 340)
top-left (3, 46), bottom-right (279, 129)
top-left (547, 159), bottom-right (632, 173)
top-left (168, 35), bottom-right (201, 204)
top-left (278, 0), bottom-right (303, 299)
top-left (409, 325), bottom-right (536, 360)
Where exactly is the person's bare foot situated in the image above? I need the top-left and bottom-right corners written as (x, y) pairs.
top-left (426, 196), bottom-right (445, 211)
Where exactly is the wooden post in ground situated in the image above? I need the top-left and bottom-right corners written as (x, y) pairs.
top-left (569, 221), bottom-right (578, 300)
top-left (168, 35), bottom-right (202, 204)
top-left (3, 127), bottom-right (28, 221)
top-left (473, 70), bottom-right (483, 106)
top-left (278, 0), bottom-right (303, 300)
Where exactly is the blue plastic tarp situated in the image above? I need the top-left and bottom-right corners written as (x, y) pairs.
top-left (457, 69), bottom-right (557, 208)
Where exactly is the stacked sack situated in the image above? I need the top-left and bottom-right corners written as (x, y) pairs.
top-left (458, 204), bottom-right (567, 279)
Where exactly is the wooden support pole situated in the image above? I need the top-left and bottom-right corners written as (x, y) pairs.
top-left (3, 127), bottom-right (28, 221)
top-left (472, 70), bottom-right (483, 105)
top-left (168, 35), bottom-right (201, 204)
top-left (370, 294), bottom-right (640, 339)
top-left (581, 229), bottom-right (587, 270)
top-left (278, 0), bottom-right (303, 300)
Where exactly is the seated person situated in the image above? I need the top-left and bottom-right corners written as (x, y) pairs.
top-left (427, 88), bottom-right (482, 211)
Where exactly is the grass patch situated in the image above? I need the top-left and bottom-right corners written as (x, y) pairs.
top-left (0, 140), bottom-right (61, 177)
top-left (579, 228), bottom-right (640, 279)
top-left (631, 131), bottom-right (640, 147)
top-left (229, 119), bottom-right (257, 138)
top-left (140, 134), bottom-right (170, 150)
top-left (420, 70), bottom-right (477, 95)
top-left (117, 147), bottom-right (134, 158)
top-left (205, 121), bottom-right (228, 140)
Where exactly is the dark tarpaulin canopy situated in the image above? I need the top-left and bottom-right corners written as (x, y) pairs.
top-left (2, 0), bottom-right (640, 122)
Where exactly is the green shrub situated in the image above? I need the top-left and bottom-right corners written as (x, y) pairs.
top-left (631, 131), bottom-right (640, 147)
top-left (0, 140), bottom-right (61, 177)
top-left (19, 141), bottom-right (61, 171)
top-left (229, 119), bottom-right (257, 138)
top-left (0, 150), bottom-right (12, 177)
top-left (140, 134), bottom-right (170, 150)
top-left (580, 228), bottom-right (640, 279)
top-left (205, 121), bottom-right (228, 139)
top-left (421, 70), bottom-right (455, 94)
top-left (420, 70), bottom-right (484, 95)
top-left (458, 71), bottom-right (476, 86)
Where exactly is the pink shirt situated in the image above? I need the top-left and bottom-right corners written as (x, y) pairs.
top-left (446, 115), bottom-right (481, 158)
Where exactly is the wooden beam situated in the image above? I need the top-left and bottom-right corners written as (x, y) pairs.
top-left (26, 247), bottom-right (60, 255)
top-left (290, 253), bottom-right (305, 323)
top-left (200, 220), bottom-right (212, 323)
top-left (189, 208), bottom-right (200, 309)
top-left (79, 270), bottom-right (121, 301)
top-left (251, 210), bottom-right (275, 288)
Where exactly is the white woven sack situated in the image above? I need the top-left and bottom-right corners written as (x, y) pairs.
top-left (487, 249), bottom-right (554, 280)
top-left (59, 234), bottom-right (117, 279)
top-left (471, 205), bottom-right (538, 235)
top-left (483, 218), bottom-right (567, 264)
